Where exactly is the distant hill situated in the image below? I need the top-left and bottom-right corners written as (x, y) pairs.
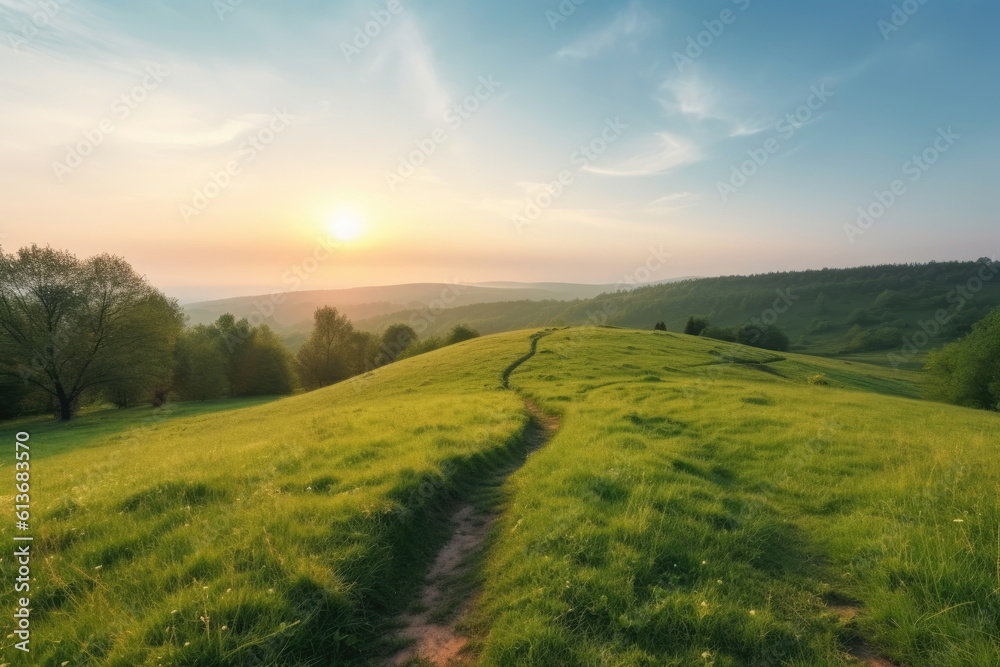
top-left (182, 280), bottom-right (694, 329)
top-left (355, 260), bottom-right (1000, 366)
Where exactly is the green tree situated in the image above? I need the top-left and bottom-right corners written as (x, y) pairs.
top-left (173, 325), bottom-right (230, 401)
top-left (926, 308), bottom-right (1000, 410)
top-left (445, 324), bottom-right (480, 346)
top-left (297, 306), bottom-right (356, 389)
top-left (378, 324), bottom-right (418, 365)
top-left (0, 245), bottom-right (181, 420)
top-left (654, 322), bottom-right (667, 331)
top-left (232, 325), bottom-right (298, 396)
top-left (735, 324), bottom-right (787, 351)
top-left (684, 316), bottom-right (709, 336)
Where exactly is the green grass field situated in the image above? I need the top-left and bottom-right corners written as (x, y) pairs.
top-left (2, 328), bottom-right (998, 665)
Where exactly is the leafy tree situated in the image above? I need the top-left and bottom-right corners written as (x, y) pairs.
top-left (926, 307), bottom-right (1000, 410)
top-left (174, 325), bottom-right (230, 401)
top-left (297, 306), bottom-right (356, 389)
top-left (740, 325), bottom-right (790, 352)
top-left (349, 330), bottom-right (381, 376)
top-left (653, 322), bottom-right (667, 331)
top-left (232, 325), bottom-right (298, 396)
top-left (445, 324), bottom-right (480, 346)
top-left (379, 324), bottom-right (418, 364)
top-left (684, 316), bottom-right (709, 336)
top-left (0, 245), bottom-right (181, 420)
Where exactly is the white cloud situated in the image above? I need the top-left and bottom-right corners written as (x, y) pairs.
top-left (556, 2), bottom-right (649, 60)
top-left (659, 71), bottom-right (769, 138)
top-left (647, 192), bottom-right (696, 210)
top-left (367, 15), bottom-right (451, 121)
top-left (585, 132), bottom-right (701, 177)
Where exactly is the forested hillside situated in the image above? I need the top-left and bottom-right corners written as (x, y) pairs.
top-left (359, 260), bottom-right (1000, 365)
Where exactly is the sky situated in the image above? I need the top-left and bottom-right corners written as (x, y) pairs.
top-left (1, 0), bottom-right (997, 301)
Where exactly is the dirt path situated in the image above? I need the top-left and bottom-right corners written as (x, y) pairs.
top-left (828, 599), bottom-right (899, 667)
top-left (388, 334), bottom-right (559, 666)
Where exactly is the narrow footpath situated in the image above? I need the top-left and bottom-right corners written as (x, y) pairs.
top-left (388, 333), bottom-right (559, 666)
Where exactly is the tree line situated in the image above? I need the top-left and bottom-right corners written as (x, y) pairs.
top-left (0, 246), bottom-right (479, 420)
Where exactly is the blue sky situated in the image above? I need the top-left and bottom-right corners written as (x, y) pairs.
top-left (1, 0), bottom-right (996, 299)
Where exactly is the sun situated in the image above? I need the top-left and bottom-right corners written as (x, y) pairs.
top-left (327, 213), bottom-right (365, 243)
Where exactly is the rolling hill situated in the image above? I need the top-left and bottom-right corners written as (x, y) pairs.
top-left (181, 282), bottom-right (680, 330)
top-left (357, 260), bottom-right (1000, 366)
top-left (2, 328), bottom-right (997, 665)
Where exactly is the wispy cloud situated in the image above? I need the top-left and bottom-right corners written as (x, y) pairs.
top-left (659, 70), bottom-right (769, 137)
top-left (585, 132), bottom-right (700, 177)
top-left (367, 15), bottom-right (451, 121)
top-left (646, 192), bottom-right (696, 211)
top-left (556, 2), bottom-right (649, 60)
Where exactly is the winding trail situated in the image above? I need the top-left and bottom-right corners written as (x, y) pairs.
top-left (388, 333), bottom-right (559, 666)
top-left (828, 600), bottom-right (899, 667)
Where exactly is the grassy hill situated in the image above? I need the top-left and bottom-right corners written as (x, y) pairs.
top-left (3, 328), bottom-right (998, 665)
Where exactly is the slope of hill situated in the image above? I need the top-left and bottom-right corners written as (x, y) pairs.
top-left (358, 260), bottom-right (1000, 366)
top-left (3, 328), bottom-right (997, 665)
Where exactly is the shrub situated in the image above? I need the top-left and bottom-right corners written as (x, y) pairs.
top-left (445, 325), bottom-right (480, 346)
top-left (926, 307), bottom-right (1000, 410)
top-left (684, 316), bottom-right (710, 336)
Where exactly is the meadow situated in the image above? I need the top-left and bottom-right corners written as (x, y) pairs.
top-left (0, 334), bottom-right (531, 665)
top-left (474, 328), bottom-right (999, 665)
top-left (1, 327), bottom-right (998, 665)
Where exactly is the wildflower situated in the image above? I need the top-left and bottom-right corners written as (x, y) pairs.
top-left (183, 642), bottom-right (191, 647)
top-left (953, 519), bottom-right (964, 523)
top-left (700, 601), bottom-right (709, 607)
top-left (94, 565), bottom-right (103, 570)
top-left (701, 651), bottom-right (712, 659)
top-left (701, 560), bottom-right (707, 565)
top-left (749, 610), bottom-right (757, 616)
top-left (221, 625), bottom-right (228, 631)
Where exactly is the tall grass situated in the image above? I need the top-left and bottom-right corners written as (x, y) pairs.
top-left (473, 328), bottom-right (999, 666)
top-left (0, 334), bottom-right (531, 665)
